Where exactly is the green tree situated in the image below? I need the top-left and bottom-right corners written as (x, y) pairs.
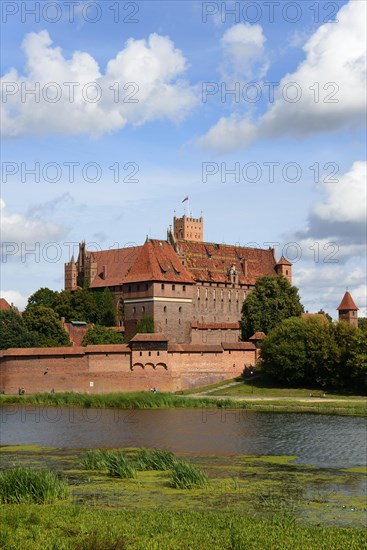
top-left (331, 321), bottom-right (359, 388)
top-left (95, 288), bottom-right (116, 326)
top-left (23, 306), bottom-right (70, 347)
top-left (358, 318), bottom-right (367, 332)
top-left (0, 310), bottom-right (38, 349)
top-left (70, 289), bottom-right (97, 323)
top-left (241, 275), bottom-right (303, 340)
top-left (26, 287), bottom-right (59, 310)
top-left (81, 325), bottom-right (124, 346)
top-left (347, 329), bottom-right (367, 389)
top-left (260, 317), bottom-right (309, 385)
top-left (136, 316), bottom-right (155, 333)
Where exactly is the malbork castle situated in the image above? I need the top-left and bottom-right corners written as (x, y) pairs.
top-left (65, 215), bottom-right (292, 344)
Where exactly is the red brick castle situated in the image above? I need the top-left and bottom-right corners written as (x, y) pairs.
top-left (65, 214), bottom-right (292, 344)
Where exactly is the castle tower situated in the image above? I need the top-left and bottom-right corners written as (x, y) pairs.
top-left (85, 253), bottom-right (97, 285)
top-left (337, 291), bottom-right (359, 327)
top-left (275, 256), bottom-right (292, 284)
top-left (173, 214), bottom-right (203, 242)
top-left (64, 256), bottom-right (78, 290)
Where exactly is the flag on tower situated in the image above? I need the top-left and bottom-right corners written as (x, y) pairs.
top-left (182, 196), bottom-right (188, 203)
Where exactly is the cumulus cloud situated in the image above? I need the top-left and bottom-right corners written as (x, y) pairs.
top-left (0, 198), bottom-right (67, 244)
top-left (199, 1), bottom-right (366, 150)
top-left (287, 161), bottom-right (366, 318)
top-left (294, 161), bottom-right (367, 252)
top-left (220, 23), bottom-right (268, 81)
top-left (1, 30), bottom-right (197, 138)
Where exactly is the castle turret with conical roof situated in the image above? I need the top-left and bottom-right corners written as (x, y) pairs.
top-left (275, 255), bottom-right (292, 284)
top-left (337, 291), bottom-right (359, 327)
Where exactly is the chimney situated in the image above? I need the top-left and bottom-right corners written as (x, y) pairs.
top-left (102, 265), bottom-right (107, 280)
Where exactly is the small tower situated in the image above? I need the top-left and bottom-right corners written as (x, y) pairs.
top-left (275, 256), bottom-right (292, 284)
top-left (173, 214), bottom-right (203, 242)
top-left (64, 256), bottom-right (77, 290)
top-left (337, 291), bottom-right (359, 327)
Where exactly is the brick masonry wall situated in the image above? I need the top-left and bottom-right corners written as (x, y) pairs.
top-left (0, 345), bottom-right (256, 395)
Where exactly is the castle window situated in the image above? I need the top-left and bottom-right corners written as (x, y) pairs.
top-left (205, 289), bottom-right (208, 300)
top-left (145, 283), bottom-right (149, 290)
top-left (133, 307), bottom-right (136, 314)
top-left (142, 306), bottom-right (145, 313)
top-left (148, 351), bottom-right (151, 357)
top-left (213, 290), bottom-right (216, 300)
top-left (183, 285), bottom-right (186, 292)
top-left (164, 306), bottom-right (167, 312)
top-left (286, 270), bottom-right (289, 275)
top-left (179, 307), bottom-right (182, 313)
top-left (139, 352), bottom-right (142, 356)
top-left (172, 284), bottom-right (175, 291)
top-left (157, 351), bottom-right (160, 356)
top-left (197, 288), bottom-right (200, 300)
top-left (161, 284), bottom-right (165, 290)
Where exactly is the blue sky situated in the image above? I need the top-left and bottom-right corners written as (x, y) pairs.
top-left (1, 0), bottom-right (366, 317)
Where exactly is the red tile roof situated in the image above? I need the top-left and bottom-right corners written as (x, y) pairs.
top-left (337, 291), bottom-right (359, 311)
top-left (130, 333), bottom-right (168, 342)
top-left (89, 246), bottom-right (141, 288)
top-left (222, 342), bottom-right (256, 350)
top-left (124, 240), bottom-right (194, 284)
top-left (276, 255), bottom-right (292, 266)
top-left (249, 332), bottom-right (266, 340)
top-left (0, 298), bottom-right (12, 311)
top-left (176, 241), bottom-right (277, 285)
top-left (191, 322), bottom-right (240, 329)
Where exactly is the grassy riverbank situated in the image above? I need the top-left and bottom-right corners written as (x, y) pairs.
top-left (0, 446), bottom-right (366, 549)
top-left (1, 506), bottom-right (366, 550)
top-left (1, 391), bottom-right (366, 416)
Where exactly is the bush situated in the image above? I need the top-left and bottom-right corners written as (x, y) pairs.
top-left (0, 467), bottom-right (68, 503)
top-left (170, 460), bottom-right (208, 489)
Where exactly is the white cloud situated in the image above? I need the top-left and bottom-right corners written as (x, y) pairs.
top-left (1, 30), bottom-right (197, 138)
top-left (313, 161), bottom-right (366, 224)
top-left (0, 290), bottom-right (28, 311)
top-left (220, 23), bottom-right (268, 81)
top-left (200, 1), bottom-right (366, 150)
top-left (0, 199), bottom-right (66, 244)
top-left (294, 265), bottom-right (367, 318)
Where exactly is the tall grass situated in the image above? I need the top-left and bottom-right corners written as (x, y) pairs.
top-left (1, 391), bottom-right (365, 416)
top-left (0, 467), bottom-right (68, 504)
top-left (135, 448), bottom-right (176, 471)
top-left (170, 460), bottom-right (208, 489)
top-left (104, 452), bottom-right (137, 479)
top-left (79, 449), bottom-right (109, 470)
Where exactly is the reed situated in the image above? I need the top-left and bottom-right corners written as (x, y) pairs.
top-left (134, 448), bottom-right (177, 471)
top-left (0, 467), bottom-right (68, 504)
top-left (169, 460), bottom-right (209, 489)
